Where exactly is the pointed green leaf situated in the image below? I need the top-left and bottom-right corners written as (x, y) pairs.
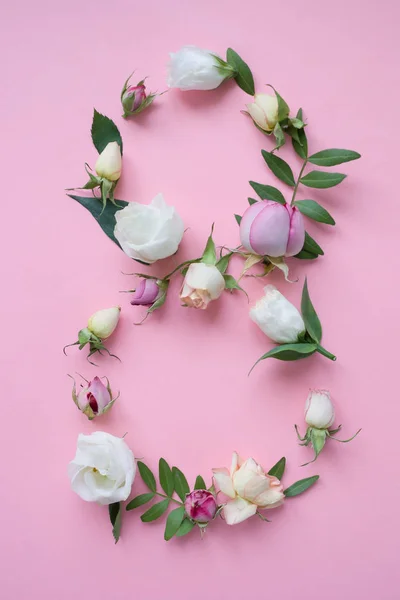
top-left (273, 122), bottom-right (285, 150)
top-left (250, 343), bottom-right (317, 373)
top-left (234, 214), bottom-right (242, 225)
top-left (284, 475), bottom-right (319, 497)
top-left (291, 108), bottom-right (308, 158)
top-left (226, 48), bottom-right (255, 95)
top-left (126, 493), bottom-right (155, 511)
top-left (248, 197), bottom-right (258, 205)
top-left (109, 502), bottom-right (122, 543)
top-left (300, 171), bottom-right (346, 189)
top-left (311, 429), bottom-right (327, 458)
top-left (261, 150), bottom-right (295, 186)
top-left (172, 467), bottom-right (190, 502)
top-left (140, 499), bottom-right (170, 522)
top-left (91, 109), bottom-right (123, 154)
top-left (201, 226), bottom-right (217, 265)
top-left (223, 274), bottom-right (248, 298)
top-left (295, 250), bottom-right (319, 260)
top-left (301, 278), bottom-right (322, 343)
top-left (159, 458), bottom-right (174, 497)
top-left (308, 149), bottom-right (361, 167)
top-left (303, 232), bottom-right (324, 256)
top-left (274, 88), bottom-right (290, 122)
top-left (194, 475), bottom-right (207, 490)
top-left (164, 506), bottom-right (186, 541)
top-left (176, 518), bottom-right (195, 537)
top-left (294, 200), bottom-right (335, 225)
top-left (249, 181), bottom-right (286, 205)
top-left (137, 461), bottom-right (157, 492)
top-left (267, 457), bottom-right (286, 480)
top-left (290, 117), bottom-right (305, 129)
top-left (68, 194), bottom-right (128, 249)
top-left (216, 253), bottom-right (233, 274)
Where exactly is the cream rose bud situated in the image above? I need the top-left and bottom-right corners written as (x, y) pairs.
top-left (250, 285), bottom-right (305, 344)
top-left (68, 432), bottom-right (136, 505)
top-left (114, 193), bottom-right (184, 264)
top-left (87, 306), bottom-right (121, 340)
top-left (94, 142), bottom-right (122, 182)
top-left (246, 94), bottom-right (279, 132)
top-left (167, 45), bottom-right (229, 91)
top-left (305, 390), bottom-right (335, 429)
top-left (180, 263), bottom-right (225, 309)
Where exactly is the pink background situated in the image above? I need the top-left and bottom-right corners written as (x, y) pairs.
top-left (1, 0), bottom-right (399, 598)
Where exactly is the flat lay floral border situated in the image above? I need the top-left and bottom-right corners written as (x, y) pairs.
top-left (66, 45), bottom-right (361, 542)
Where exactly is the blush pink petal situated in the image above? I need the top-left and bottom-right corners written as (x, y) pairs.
top-left (239, 201), bottom-right (266, 252)
top-left (87, 377), bottom-right (111, 412)
top-left (285, 206), bottom-right (305, 256)
top-left (249, 201), bottom-right (290, 257)
top-left (223, 497), bottom-right (258, 525)
top-left (212, 467), bottom-right (236, 499)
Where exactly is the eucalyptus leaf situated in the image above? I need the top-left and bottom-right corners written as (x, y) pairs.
top-left (91, 109), bottom-right (123, 154)
top-left (284, 475), bottom-right (319, 497)
top-left (137, 461), bottom-right (157, 492)
top-left (303, 232), bottom-right (324, 256)
top-left (226, 48), bottom-right (255, 95)
top-left (68, 194), bottom-right (128, 249)
top-left (202, 225), bottom-right (217, 265)
top-left (126, 493), bottom-right (155, 511)
top-left (261, 150), bottom-right (295, 186)
top-left (194, 475), bottom-right (207, 490)
top-left (249, 181), bottom-right (286, 205)
top-left (234, 214), bottom-right (242, 225)
top-left (267, 457), bottom-right (286, 480)
top-left (164, 506), bottom-right (186, 541)
top-left (176, 519), bottom-right (195, 537)
top-left (250, 343), bottom-right (317, 373)
top-left (300, 171), bottom-right (346, 189)
top-left (294, 200), bottom-right (335, 225)
top-left (301, 278), bottom-right (322, 343)
top-left (140, 499), bottom-right (170, 522)
top-left (109, 502), bottom-right (122, 543)
top-left (159, 458), bottom-right (174, 497)
top-left (172, 467), bottom-right (190, 502)
top-left (308, 148), bottom-right (361, 167)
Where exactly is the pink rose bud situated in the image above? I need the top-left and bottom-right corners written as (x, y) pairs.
top-left (72, 376), bottom-right (118, 420)
top-left (122, 84), bottom-right (147, 114)
top-left (131, 279), bottom-right (160, 306)
top-left (184, 490), bottom-right (218, 524)
top-left (240, 200), bottom-right (305, 258)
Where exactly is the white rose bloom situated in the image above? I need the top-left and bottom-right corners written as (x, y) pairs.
top-left (95, 142), bottom-right (122, 182)
top-left (68, 432), bottom-right (136, 505)
top-left (246, 94), bottom-right (279, 132)
top-left (114, 193), bottom-right (184, 264)
top-left (87, 306), bottom-right (121, 339)
top-left (167, 45), bottom-right (228, 91)
top-left (250, 285), bottom-right (305, 343)
top-left (180, 263), bottom-right (225, 309)
top-left (305, 390), bottom-right (335, 429)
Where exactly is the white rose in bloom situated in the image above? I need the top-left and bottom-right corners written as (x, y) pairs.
top-left (68, 432), bottom-right (136, 505)
top-left (114, 194), bottom-right (184, 264)
top-left (87, 306), bottom-right (121, 339)
top-left (305, 390), bottom-right (335, 429)
top-left (246, 94), bottom-right (279, 132)
top-left (167, 45), bottom-right (228, 91)
top-left (180, 263), bottom-right (225, 309)
top-left (250, 285), bottom-right (305, 343)
top-left (95, 142), bottom-right (122, 182)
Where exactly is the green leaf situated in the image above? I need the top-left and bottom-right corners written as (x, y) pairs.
top-left (296, 108), bottom-right (303, 120)
top-left (273, 122), bottom-right (285, 150)
top-left (68, 194), bottom-right (128, 250)
top-left (91, 109), bottom-right (123, 155)
top-left (172, 467), bottom-right (190, 502)
top-left (261, 150), bottom-right (295, 187)
top-left (274, 88), bottom-right (290, 122)
top-left (216, 252), bottom-right (233, 274)
top-left (164, 506), bottom-right (186, 541)
top-left (292, 129), bottom-right (308, 159)
top-left (294, 200), bottom-right (335, 225)
top-left (249, 181), bottom-right (286, 205)
top-left (267, 457), bottom-right (286, 480)
top-left (308, 149), bottom-right (361, 167)
top-left (223, 274), bottom-right (248, 298)
top-left (284, 475), bottom-right (319, 497)
top-left (248, 197), bottom-right (258, 205)
top-left (109, 502), bottom-right (122, 543)
top-left (140, 499), bottom-right (170, 522)
top-left (126, 493), bottom-right (155, 510)
top-left (295, 249), bottom-right (319, 260)
top-left (301, 278), bottom-right (322, 343)
top-left (201, 225), bottom-right (217, 265)
top-left (226, 48), bottom-right (255, 95)
top-left (159, 458), bottom-right (174, 497)
top-left (300, 171), bottom-right (346, 188)
top-left (303, 231), bottom-right (324, 256)
top-left (311, 429), bottom-right (327, 458)
top-left (175, 518), bottom-right (195, 537)
top-left (250, 343), bottom-right (317, 373)
top-left (290, 117), bottom-right (305, 129)
top-left (194, 475), bottom-right (207, 490)
top-left (234, 214), bottom-right (242, 225)
top-left (137, 461), bottom-right (157, 492)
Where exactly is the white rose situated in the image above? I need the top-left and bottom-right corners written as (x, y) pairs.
top-left (95, 142), bottom-right (122, 182)
top-left (180, 262), bottom-right (225, 309)
top-left (87, 306), bottom-right (121, 339)
top-left (167, 45), bottom-right (229, 91)
top-left (68, 432), bottom-right (136, 505)
top-left (246, 94), bottom-right (279, 132)
top-left (250, 285), bottom-right (305, 343)
top-left (114, 193), bottom-right (184, 264)
top-left (305, 390), bottom-right (335, 429)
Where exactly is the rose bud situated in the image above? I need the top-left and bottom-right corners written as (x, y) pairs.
top-left (87, 306), bottom-right (121, 340)
top-left (167, 45), bottom-right (233, 91)
top-left (246, 93), bottom-right (279, 132)
top-left (250, 285), bottom-right (305, 343)
top-left (180, 263), bottom-right (225, 309)
top-left (95, 141), bottom-right (122, 182)
top-left (240, 200), bottom-right (305, 258)
top-left (71, 375), bottom-right (119, 420)
top-left (130, 279), bottom-right (160, 306)
top-left (122, 83), bottom-right (146, 113)
top-left (184, 490), bottom-right (218, 524)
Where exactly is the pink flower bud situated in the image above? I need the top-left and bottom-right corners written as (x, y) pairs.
top-left (130, 279), bottom-right (160, 306)
top-left (240, 200), bottom-right (305, 258)
top-left (76, 376), bottom-right (116, 419)
top-left (122, 84), bottom-right (147, 114)
top-left (184, 490), bottom-right (218, 524)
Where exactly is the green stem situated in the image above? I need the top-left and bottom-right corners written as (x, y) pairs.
top-left (291, 157), bottom-right (308, 205)
top-left (155, 491), bottom-right (183, 506)
top-left (316, 344), bottom-right (336, 361)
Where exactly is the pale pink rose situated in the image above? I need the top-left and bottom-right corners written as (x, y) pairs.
top-left (180, 263), bottom-right (225, 309)
top-left (212, 452), bottom-right (284, 525)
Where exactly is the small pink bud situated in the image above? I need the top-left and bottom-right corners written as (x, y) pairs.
top-left (131, 279), bottom-right (160, 306)
top-left (184, 490), bottom-right (218, 524)
top-left (73, 376), bottom-right (117, 420)
top-left (122, 84), bottom-right (147, 114)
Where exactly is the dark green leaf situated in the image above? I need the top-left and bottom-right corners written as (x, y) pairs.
top-left (216, 253), bottom-right (233, 274)
top-left (194, 475), bottom-right (207, 490)
top-left (261, 150), bottom-right (295, 186)
top-left (301, 278), bottom-right (322, 343)
top-left (91, 109), bottom-right (123, 154)
top-left (274, 88), bottom-right (290, 122)
top-left (295, 249), bottom-right (319, 260)
top-left (308, 149), bottom-right (361, 167)
top-left (303, 231), bottom-right (324, 256)
top-left (137, 461), bottom-right (157, 492)
top-left (176, 519), bottom-right (195, 537)
top-left (267, 457), bottom-right (286, 480)
top-left (249, 181), bottom-right (286, 205)
top-left (201, 225), bottom-right (217, 265)
top-left (164, 506), bottom-right (186, 541)
top-left (273, 122), bottom-right (285, 150)
top-left (234, 214), bottom-right (242, 225)
top-left (300, 171), bottom-right (346, 188)
top-left (294, 200), bottom-right (335, 225)
top-left (68, 194), bottom-right (128, 250)
top-left (248, 197), bottom-right (258, 205)
top-left (159, 458), bottom-right (174, 497)
top-left (109, 502), bottom-right (122, 543)
top-left (172, 467), bottom-right (190, 502)
top-left (126, 493), bottom-right (155, 511)
top-left (292, 109), bottom-right (308, 158)
top-left (226, 48), bottom-right (255, 95)
top-left (250, 343), bottom-right (317, 373)
top-left (296, 108), bottom-right (303, 120)
top-left (140, 499), bottom-right (170, 522)
top-left (284, 475), bottom-right (319, 497)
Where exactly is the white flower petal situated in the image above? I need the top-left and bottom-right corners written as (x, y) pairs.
top-left (250, 285), bottom-right (305, 343)
top-left (212, 467), bottom-right (236, 499)
top-left (223, 497), bottom-right (257, 525)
